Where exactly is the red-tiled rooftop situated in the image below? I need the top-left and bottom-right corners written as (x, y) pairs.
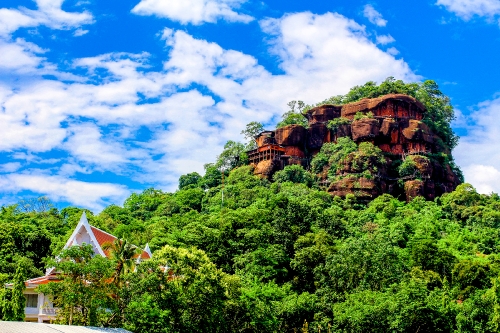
top-left (91, 226), bottom-right (117, 253)
top-left (14, 274), bottom-right (62, 287)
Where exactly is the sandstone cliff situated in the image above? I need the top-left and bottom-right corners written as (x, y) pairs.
top-left (247, 94), bottom-right (461, 201)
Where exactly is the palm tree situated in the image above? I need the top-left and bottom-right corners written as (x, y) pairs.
top-left (102, 239), bottom-right (139, 284)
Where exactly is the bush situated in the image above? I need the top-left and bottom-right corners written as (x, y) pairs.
top-left (273, 165), bottom-right (314, 187)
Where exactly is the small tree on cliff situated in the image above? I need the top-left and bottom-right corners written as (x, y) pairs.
top-left (216, 141), bottom-right (248, 172)
top-left (241, 122), bottom-right (264, 150)
top-left (277, 101), bottom-right (309, 128)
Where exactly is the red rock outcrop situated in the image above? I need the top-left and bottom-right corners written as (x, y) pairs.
top-left (305, 105), bottom-right (341, 124)
top-left (246, 94), bottom-right (461, 202)
top-left (275, 125), bottom-right (306, 146)
top-left (351, 118), bottom-right (380, 142)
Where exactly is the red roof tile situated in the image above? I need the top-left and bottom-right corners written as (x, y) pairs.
top-left (24, 274), bottom-right (61, 286)
top-left (90, 226), bottom-right (117, 258)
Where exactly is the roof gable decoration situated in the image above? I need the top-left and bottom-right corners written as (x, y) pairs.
top-left (63, 212), bottom-right (107, 257)
top-left (144, 243), bottom-right (152, 258)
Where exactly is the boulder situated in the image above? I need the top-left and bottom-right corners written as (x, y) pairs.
top-left (305, 105), bottom-right (341, 124)
top-left (380, 118), bottom-right (396, 137)
top-left (255, 131), bottom-right (275, 147)
top-left (307, 123), bottom-right (329, 151)
top-left (332, 124), bottom-right (352, 139)
top-left (404, 179), bottom-right (425, 201)
top-left (410, 155), bottom-right (433, 178)
top-left (402, 120), bottom-right (433, 143)
top-left (341, 94), bottom-right (425, 119)
top-left (275, 125), bottom-right (307, 146)
top-left (283, 146), bottom-right (305, 158)
top-left (351, 118), bottom-right (379, 141)
top-left (254, 159), bottom-right (281, 179)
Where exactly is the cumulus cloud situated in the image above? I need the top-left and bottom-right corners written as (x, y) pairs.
top-left (0, 11), bottom-right (418, 210)
top-left (0, 38), bottom-right (45, 71)
top-left (0, 173), bottom-right (129, 211)
top-left (437, 0), bottom-right (500, 26)
top-left (73, 28), bottom-right (89, 37)
top-left (131, 0), bottom-right (253, 25)
top-left (376, 34), bottom-right (395, 45)
top-left (386, 47), bottom-right (400, 55)
top-left (0, 0), bottom-right (93, 36)
top-left (0, 163), bottom-right (22, 173)
top-left (437, 0), bottom-right (500, 20)
top-left (363, 4), bottom-right (387, 26)
top-left (454, 96), bottom-right (500, 194)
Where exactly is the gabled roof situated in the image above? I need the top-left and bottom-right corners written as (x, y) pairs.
top-left (64, 212), bottom-right (151, 260)
top-left (15, 212), bottom-right (152, 287)
top-left (64, 212), bottom-right (106, 257)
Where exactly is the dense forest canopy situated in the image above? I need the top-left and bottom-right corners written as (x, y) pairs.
top-left (2, 79), bottom-right (498, 333)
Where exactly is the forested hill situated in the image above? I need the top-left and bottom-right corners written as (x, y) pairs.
top-left (2, 80), bottom-right (500, 332)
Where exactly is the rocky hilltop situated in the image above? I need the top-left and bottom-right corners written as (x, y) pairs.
top-left (247, 94), bottom-right (461, 201)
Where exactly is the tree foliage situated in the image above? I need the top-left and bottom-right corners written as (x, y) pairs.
top-left (277, 100), bottom-right (308, 128)
top-left (0, 79), bottom-right (480, 332)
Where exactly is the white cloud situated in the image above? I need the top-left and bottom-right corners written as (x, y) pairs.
top-left (454, 96), bottom-right (500, 194)
top-left (0, 9), bottom-right (36, 37)
top-left (131, 0), bottom-right (253, 25)
top-left (461, 164), bottom-right (500, 194)
top-left (437, 0), bottom-right (500, 20)
top-left (363, 4), bottom-right (387, 26)
top-left (376, 34), bottom-right (395, 45)
top-left (0, 38), bottom-right (45, 71)
top-left (259, 12), bottom-right (416, 96)
top-left (0, 173), bottom-right (129, 211)
top-left (0, 162), bottom-right (22, 173)
top-left (73, 28), bottom-right (89, 37)
top-left (0, 11), bottom-right (418, 209)
top-left (0, 0), bottom-right (93, 36)
top-left (386, 47), bottom-right (399, 55)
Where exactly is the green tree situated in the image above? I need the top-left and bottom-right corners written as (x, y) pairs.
top-left (3, 258), bottom-right (31, 321)
top-left (179, 172), bottom-right (202, 190)
top-left (102, 239), bottom-right (139, 285)
top-left (273, 165), bottom-right (314, 187)
top-left (277, 101), bottom-right (308, 128)
top-left (216, 140), bottom-right (248, 171)
top-left (38, 245), bottom-right (114, 326)
top-left (125, 246), bottom-right (228, 333)
top-left (241, 121), bottom-right (265, 150)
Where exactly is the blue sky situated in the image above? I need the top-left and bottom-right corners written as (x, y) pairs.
top-left (1, 0), bottom-right (500, 211)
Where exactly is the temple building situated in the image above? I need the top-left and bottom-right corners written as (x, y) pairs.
top-left (6, 213), bottom-right (151, 323)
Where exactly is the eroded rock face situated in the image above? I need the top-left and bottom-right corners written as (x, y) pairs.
top-left (307, 123), bottom-right (329, 152)
top-left (247, 94), bottom-right (461, 201)
top-left (275, 125), bottom-right (306, 146)
top-left (253, 159), bottom-right (281, 179)
top-left (341, 94), bottom-right (425, 120)
top-left (305, 105), bottom-right (341, 124)
top-left (402, 120), bottom-right (433, 143)
top-left (404, 180), bottom-right (425, 201)
top-left (351, 118), bottom-right (380, 142)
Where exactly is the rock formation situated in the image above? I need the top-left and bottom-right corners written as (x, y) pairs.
top-left (247, 94), bottom-right (461, 201)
